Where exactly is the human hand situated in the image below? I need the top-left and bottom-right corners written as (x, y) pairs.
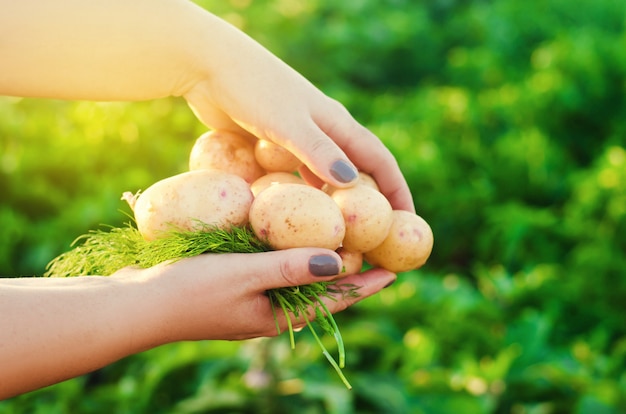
top-left (114, 248), bottom-right (396, 343)
top-left (181, 12), bottom-right (415, 213)
top-left (0, 0), bottom-right (413, 212)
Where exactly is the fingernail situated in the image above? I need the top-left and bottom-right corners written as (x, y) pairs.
top-left (384, 278), bottom-right (396, 289)
top-left (309, 254), bottom-right (340, 277)
top-left (330, 160), bottom-right (358, 183)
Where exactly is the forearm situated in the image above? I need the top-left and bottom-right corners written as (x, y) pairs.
top-left (0, 275), bottom-right (167, 399)
top-left (0, 0), bottom-right (218, 100)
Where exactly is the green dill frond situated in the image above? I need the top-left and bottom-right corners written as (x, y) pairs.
top-left (45, 225), bottom-right (144, 278)
top-left (45, 223), bottom-right (271, 277)
top-left (135, 223), bottom-right (272, 268)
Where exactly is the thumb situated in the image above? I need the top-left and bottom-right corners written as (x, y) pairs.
top-left (243, 248), bottom-right (396, 301)
top-left (246, 248), bottom-right (344, 290)
top-left (245, 248), bottom-right (397, 322)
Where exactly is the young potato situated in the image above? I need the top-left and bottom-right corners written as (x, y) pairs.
top-left (189, 130), bottom-right (265, 183)
top-left (249, 183), bottom-right (345, 250)
top-left (322, 171), bottom-right (380, 195)
top-left (131, 170), bottom-right (253, 241)
top-left (336, 247), bottom-right (363, 279)
top-left (364, 210), bottom-right (434, 273)
top-left (250, 172), bottom-right (305, 197)
top-left (357, 172), bottom-right (380, 192)
top-left (254, 139), bottom-right (302, 172)
top-left (331, 185), bottom-right (393, 253)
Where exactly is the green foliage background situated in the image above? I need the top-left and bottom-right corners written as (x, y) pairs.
top-left (2, 0), bottom-right (626, 412)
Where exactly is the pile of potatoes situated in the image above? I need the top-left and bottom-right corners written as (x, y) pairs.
top-left (124, 130), bottom-right (433, 275)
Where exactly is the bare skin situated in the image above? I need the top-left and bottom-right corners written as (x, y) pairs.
top-left (0, 0), bottom-right (412, 399)
top-left (0, 250), bottom-right (395, 399)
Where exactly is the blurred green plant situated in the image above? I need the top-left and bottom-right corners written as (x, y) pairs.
top-left (2, 0), bottom-right (625, 412)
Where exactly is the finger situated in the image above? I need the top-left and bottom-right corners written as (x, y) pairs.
top-left (266, 118), bottom-right (360, 189)
top-left (265, 265), bottom-right (396, 332)
top-left (297, 163), bottom-right (324, 189)
top-left (285, 268), bottom-right (396, 331)
top-left (187, 88), bottom-right (357, 189)
top-left (314, 100), bottom-right (416, 213)
top-left (222, 248), bottom-right (390, 335)
top-left (321, 267), bottom-right (395, 312)
top-left (229, 248), bottom-right (346, 291)
top-left (229, 248), bottom-right (396, 310)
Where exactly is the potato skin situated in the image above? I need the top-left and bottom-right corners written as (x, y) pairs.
top-left (254, 139), bottom-right (302, 172)
top-left (336, 247), bottom-right (363, 278)
top-left (134, 170), bottom-right (253, 241)
top-left (364, 210), bottom-right (434, 273)
top-left (189, 130), bottom-right (265, 183)
top-left (249, 183), bottom-right (345, 250)
top-left (331, 185), bottom-right (393, 253)
top-left (250, 172), bottom-right (305, 197)
top-left (357, 172), bottom-right (380, 192)
top-left (323, 171), bottom-right (380, 195)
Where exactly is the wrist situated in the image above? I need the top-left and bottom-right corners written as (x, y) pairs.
top-left (109, 268), bottom-right (178, 350)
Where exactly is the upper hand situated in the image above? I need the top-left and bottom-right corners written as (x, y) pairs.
top-left (181, 13), bottom-right (414, 212)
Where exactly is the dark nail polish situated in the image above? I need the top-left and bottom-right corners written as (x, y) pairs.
top-left (309, 255), bottom-right (340, 277)
top-left (330, 160), bottom-right (358, 183)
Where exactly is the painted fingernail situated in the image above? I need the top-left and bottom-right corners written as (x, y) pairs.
top-left (309, 254), bottom-right (340, 277)
top-left (330, 160), bottom-right (358, 183)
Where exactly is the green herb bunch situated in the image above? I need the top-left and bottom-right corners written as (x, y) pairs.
top-left (45, 221), bottom-right (357, 389)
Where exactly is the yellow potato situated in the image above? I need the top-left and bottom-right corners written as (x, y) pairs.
top-left (132, 170), bottom-right (253, 241)
top-left (364, 210), bottom-right (434, 273)
top-left (249, 183), bottom-right (345, 250)
top-left (322, 171), bottom-right (380, 195)
top-left (250, 172), bottom-right (305, 197)
top-left (336, 247), bottom-right (363, 278)
top-left (189, 130), bottom-right (265, 183)
top-left (331, 185), bottom-right (393, 253)
top-left (254, 139), bottom-right (302, 172)
top-left (357, 172), bottom-right (380, 192)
